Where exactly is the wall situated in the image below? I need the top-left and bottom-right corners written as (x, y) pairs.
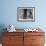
top-left (0, 0), bottom-right (46, 30)
top-left (0, 0), bottom-right (46, 44)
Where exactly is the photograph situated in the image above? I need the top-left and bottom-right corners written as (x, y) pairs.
top-left (17, 7), bottom-right (35, 22)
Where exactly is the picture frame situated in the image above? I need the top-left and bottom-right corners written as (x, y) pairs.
top-left (17, 7), bottom-right (35, 22)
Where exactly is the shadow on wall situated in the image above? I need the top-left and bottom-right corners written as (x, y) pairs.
top-left (0, 24), bottom-right (7, 43)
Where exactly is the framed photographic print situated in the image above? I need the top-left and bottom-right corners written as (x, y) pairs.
top-left (17, 7), bottom-right (35, 22)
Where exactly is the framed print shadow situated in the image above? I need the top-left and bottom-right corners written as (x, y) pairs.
top-left (17, 7), bottom-right (35, 22)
